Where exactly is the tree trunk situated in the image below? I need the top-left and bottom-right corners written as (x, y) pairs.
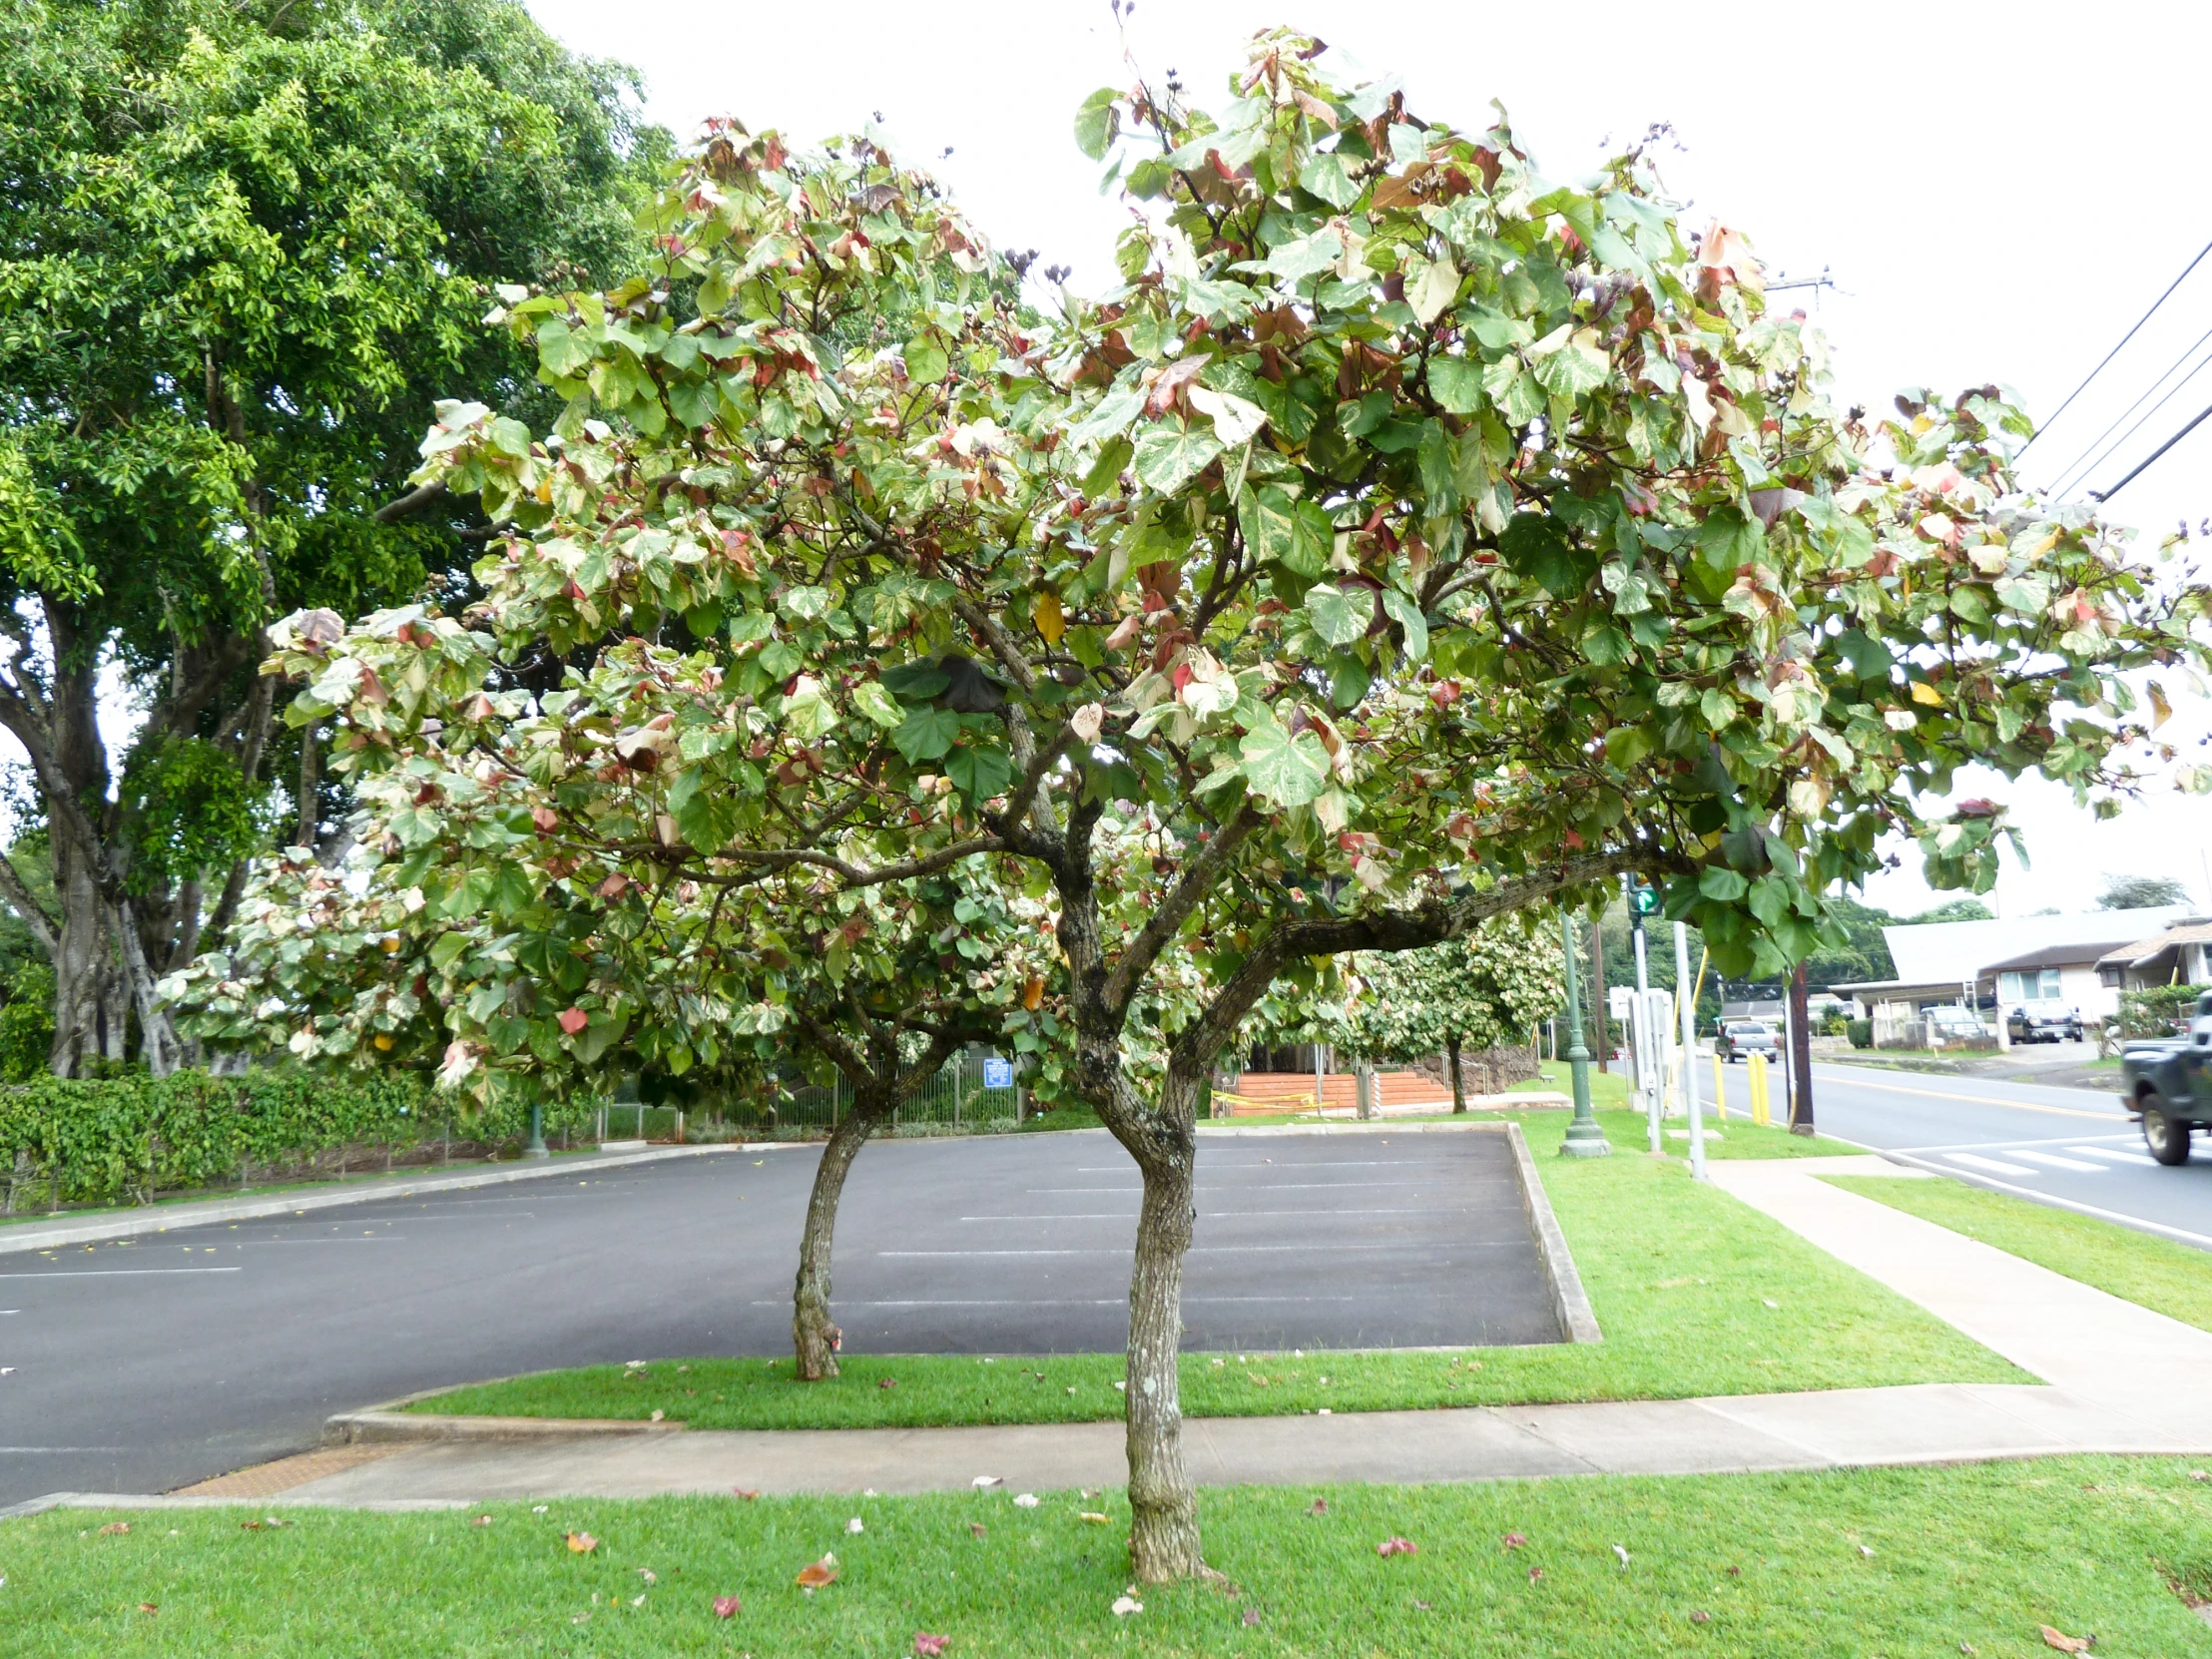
top-left (1123, 1073), bottom-right (1202, 1582)
top-left (1788, 962), bottom-right (1816, 1135)
top-left (792, 1100), bottom-right (886, 1380)
top-left (295, 720), bottom-right (320, 852)
top-left (1447, 1034), bottom-right (1465, 1112)
top-left (1589, 919), bottom-right (1609, 1073)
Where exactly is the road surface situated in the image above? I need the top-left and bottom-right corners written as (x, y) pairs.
top-left (1699, 1058), bottom-right (2212, 1245)
top-left (0, 1129), bottom-right (1554, 1505)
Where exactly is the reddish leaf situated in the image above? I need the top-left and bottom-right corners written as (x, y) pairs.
top-left (1690, 1610), bottom-right (1712, 1624)
top-left (914, 1635), bottom-right (949, 1657)
top-left (733, 1488), bottom-right (761, 1501)
top-left (1528, 1566), bottom-right (1544, 1582)
top-left (1307, 1499), bottom-right (1328, 1517)
top-left (558, 1007), bottom-right (589, 1035)
top-left (98, 1521), bottom-right (131, 1536)
top-left (138, 1603), bottom-right (158, 1614)
top-left (565, 1531), bottom-right (599, 1554)
top-left (2039, 1629), bottom-right (2090, 1654)
top-left (1377, 1536), bottom-right (1417, 1557)
top-left (1501, 1531), bottom-right (1526, 1549)
top-left (968, 1522), bottom-right (986, 1538)
top-left (712, 1595), bottom-right (741, 1619)
top-left (797, 1557), bottom-right (838, 1589)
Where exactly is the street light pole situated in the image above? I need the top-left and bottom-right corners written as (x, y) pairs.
top-left (525, 1101), bottom-right (549, 1160)
top-left (1559, 912), bottom-right (1610, 1158)
top-left (1676, 920), bottom-right (1706, 1181)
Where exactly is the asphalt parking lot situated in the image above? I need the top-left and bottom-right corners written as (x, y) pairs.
top-left (0, 1128), bottom-right (1556, 1503)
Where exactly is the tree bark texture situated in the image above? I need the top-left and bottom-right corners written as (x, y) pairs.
top-left (1120, 1066), bottom-right (1204, 1582)
top-left (1788, 962), bottom-right (1816, 1135)
top-left (1589, 919), bottom-right (1609, 1073)
top-left (792, 1100), bottom-right (886, 1381)
top-left (1447, 1034), bottom-right (1465, 1112)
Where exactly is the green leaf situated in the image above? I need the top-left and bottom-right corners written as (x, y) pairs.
top-left (1381, 590), bottom-right (1428, 662)
top-left (1132, 419), bottom-right (1225, 496)
top-left (946, 744), bottom-right (1013, 802)
top-left (1499, 513), bottom-right (1591, 597)
top-left (1529, 325), bottom-right (1609, 399)
top-left (1239, 722), bottom-right (1332, 807)
top-left (1602, 724), bottom-right (1653, 768)
top-left (851, 680), bottom-right (904, 729)
top-left (880, 660), bottom-right (951, 703)
top-left (1074, 87), bottom-right (1121, 160)
top-left (903, 335), bottom-right (948, 385)
top-left (1297, 152), bottom-right (1361, 209)
top-left (1303, 583), bottom-right (1370, 647)
top-left (1698, 866), bottom-right (1750, 902)
top-left (1426, 355), bottom-right (1485, 415)
top-left (891, 707), bottom-right (961, 763)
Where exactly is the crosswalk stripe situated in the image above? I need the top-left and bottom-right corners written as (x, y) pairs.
top-left (2009, 1150), bottom-right (2106, 1173)
top-left (1945, 1152), bottom-right (2038, 1177)
top-left (2066, 1144), bottom-right (2156, 1165)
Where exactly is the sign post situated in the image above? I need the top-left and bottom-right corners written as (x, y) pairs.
top-left (1627, 877), bottom-right (1661, 1152)
top-left (1558, 912), bottom-right (1610, 1157)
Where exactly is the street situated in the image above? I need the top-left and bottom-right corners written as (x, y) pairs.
top-left (1700, 1058), bottom-right (2212, 1244)
top-left (0, 1129), bottom-right (1554, 1505)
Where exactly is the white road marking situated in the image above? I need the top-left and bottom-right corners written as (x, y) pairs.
top-left (960, 1208), bottom-right (1481, 1222)
top-left (2067, 1145), bottom-right (2157, 1165)
top-left (1026, 1182), bottom-right (1433, 1195)
top-left (1895, 1133), bottom-right (2139, 1154)
top-left (756, 1296), bottom-right (1365, 1309)
top-left (2008, 1151), bottom-right (2107, 1173)
top-left (0, 1266), bottom-right (244, 1278)
top-left (1811, 1070), bottom-right (2120, 1121)
top-left (877, 1242), bottom-right (1519, 1258)
top-left (1943, 1152), bottom-right (2039, 1177)
top-left (1074, 1162), bottom-right (1428, 1172)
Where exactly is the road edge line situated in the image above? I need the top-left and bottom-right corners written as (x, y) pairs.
top-left (1869, 1149), bottom-right (2212, 1250)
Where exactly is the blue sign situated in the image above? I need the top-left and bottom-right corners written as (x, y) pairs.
top-left (981, 1057), bottom-right (1014, 1089)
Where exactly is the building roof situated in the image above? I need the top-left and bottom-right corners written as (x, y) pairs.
top-left (1980, 940), bottom-right (2141, 974)
top-left (2095, 920), bottom-right (2212, 970)
top-left (1827, 977), bottom-right (1973, 996)
top-left (1885, 905), bottom-right (2202, 983)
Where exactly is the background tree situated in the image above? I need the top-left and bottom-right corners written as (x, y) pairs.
top-left (279, 34), bottom-right (2212, 1579)
top-left (1299, 919), bottom-right (1563, 1109)
top-left (0, 0), bottom-right (666, 1074)
top-left (2097, 872), bottom-right (2192, 910)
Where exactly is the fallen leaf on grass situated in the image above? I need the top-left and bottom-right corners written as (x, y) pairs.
top-left (1307, 1499), bottom-right (1328, 1517)
top-left (971, 1476), bottom-right (1001, 1489)
top-left (878, 1378), bottom-right (898, 1389)
top-left (637, 1568), bottom-right (656, 1585)
top-left (649, 1409), bottom-right (665, 1423)
top-left (1079, 1512), bottom-right (1109, 1525)
top-left (846, 1516), bottom-right (864, 1535)
top-left (1111, 1595), bottom-right (1144, 1617)
top-left (712, 1595), bottom-right (741, 1619)
top-left (566, 1532), bottom-right (599, 1554)
top-left (1501, 1531), bottom-right (1526, 1549)
top-left (2191, 1470), bottom-right (2209, 1481)
top-left (1377, 1537), bottom-right (1417, 1557)
top-left (1528, 1567), bottom-right (1544, 1582)
top-left (733, 1489), bottom-right (760, 1501)
top-left (797, 1555), bottom-right (838, 1589)
top-left (1413, 1600), bottom-right (1432, 1612)
top-left (532, 1504), bottom-right (549, 1514)
top-left (968, 1523), bottom-right (986, 1538)
top-left (1858, 1545), bottom-right (1876, 1558)
top-left (1241, 1608), bottom-right (1262, 1626)
top-left (470, 1515), bottom-right (493, 1528)
top-left (2040, 1628), bottom-right (2091, 1654)
top-left (631, 1593), bottom-right (646, 1607)
top-left (1959, 1643), bottom-right (1977, 1655)
top-left (914, 1634), bottom-right (949, 1656)
top-left (99, 1522), bottom-right (130, 1536)
top-left (138, 1603), bottom-right (157, 1614)
top-left (1690, 1610), bottom-right (1712, 1624)
top-left (1013, 1493), bottom-right (1039, 1509)
top-left (1613, 1544), bottom-right (1631, 1568)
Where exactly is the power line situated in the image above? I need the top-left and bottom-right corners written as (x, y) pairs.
top-left (2049, 335), bottom-right (2212, 501)
top-left (2019, 235), bottom-right (2212, 457)
top-left (2044, 319), bottom-right (2212, 498)
top-left (2088, 398), bottom-right (2212, 504)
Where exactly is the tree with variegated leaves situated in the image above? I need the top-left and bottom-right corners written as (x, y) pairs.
top-left (261, 31), bottom-right (2211, 1579)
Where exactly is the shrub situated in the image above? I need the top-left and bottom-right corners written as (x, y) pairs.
top-left (1848, 1018), bottom-right (1873, 1049)
top-left (2117, 984), bottom-right (2206, 1037)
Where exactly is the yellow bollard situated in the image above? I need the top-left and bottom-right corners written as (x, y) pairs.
top-left (1748, 1052), bottom-right (1770, 1127)
top-left (1712, 1051), bottom-right (1728, 1123)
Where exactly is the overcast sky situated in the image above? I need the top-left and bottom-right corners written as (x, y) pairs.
top-left (503, 0), bottom-right (2212, 917)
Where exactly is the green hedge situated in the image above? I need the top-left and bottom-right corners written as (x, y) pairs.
top-left (1847, 1018), bottom-right (1873, 1049)
top-left (0, 1070), bottom-right (602, 1210)
top-left (2116, 983), bottom-right (2206, 1038)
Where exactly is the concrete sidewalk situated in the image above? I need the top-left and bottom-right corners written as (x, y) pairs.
top-left (17, 1151), bottom-right (2211, 1515)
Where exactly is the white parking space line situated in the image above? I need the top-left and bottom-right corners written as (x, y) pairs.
top-left (2067, 1145), bottom-right (2156, 1165)
top-left (758, 1297), bottom-right (1368, 1309)
top-left (1895, 1133), bottom-right (2139, 1154)
top-left (1027, 1182), bottom-right (1433, 1194)
top-left (878, 1242), bottom-right (1520, 1258)
top-left (2008, 1151), bottom-right (2107, 1173)
top-left (1075, 1162), bottom-right (1429, 1172)
top-left (0, 1266), bottom-right (245, 1279)
top-left (1943, 1152), bottom-right (2039, 1177)
top-left (961, 1208), bottom-right (1483, 1222)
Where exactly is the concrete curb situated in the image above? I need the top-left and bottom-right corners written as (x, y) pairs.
top-left (1197, 1118), bottom-right (1532, 1137)
top-left (325, 1409), bottom-right (688, 1446)
top-left (2, 1492), bottom-right (471, 1518)
top-left (0, 1141), bottom-right (801, 1257)
top-left (1504, 1120), bottom-right (1602, 1344)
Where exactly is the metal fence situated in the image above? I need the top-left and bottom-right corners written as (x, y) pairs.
top-left (646, 1053), bottom-right (1025, 1140)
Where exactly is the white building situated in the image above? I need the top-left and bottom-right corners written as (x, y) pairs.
top-left (1834, 904), bottom-right (2203, 1023)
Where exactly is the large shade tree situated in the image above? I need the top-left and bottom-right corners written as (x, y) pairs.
top-left (269, 33), bottom-right (2211, 1577)
top-left (0, 0), bottom-right (666, 1073)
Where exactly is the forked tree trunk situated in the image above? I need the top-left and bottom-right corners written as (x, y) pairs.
top-left (1121, 1067), bottom-right (1203, 1581)
top-left (792, 1099), bottom-right (888, 1381)
top-left (1447, 1034), bottom-right (1466, 1112)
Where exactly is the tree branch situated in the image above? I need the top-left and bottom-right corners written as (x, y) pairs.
top-left (374, 480), bottom-right (450, 525)
top-left (0, 853), bottom-right (59, 956)
top-left (1101, 800), bottom-right (1263, 1017)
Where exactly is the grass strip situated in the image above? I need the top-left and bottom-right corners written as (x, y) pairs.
top-left (1827, 1173), bottom-right (2212, 1333)
top-left (409, 1108), bottom-right (2022, 1430)
top-left (6, 1458), bottom-right (2209, 1656)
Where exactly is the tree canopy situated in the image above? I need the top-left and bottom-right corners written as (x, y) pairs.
top-left (243, 31), bottom-right (2212, 1577)
top-left (0, 0), bottom-right (668, 1072)
top-left (2097, 872), bottom-right (2193, 910)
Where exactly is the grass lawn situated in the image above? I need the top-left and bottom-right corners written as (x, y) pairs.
top-left (1515, 1065), bottom-right (1861, 1159)
top-left (1828, 1174), bottom-right (2212, 1333)
top-left (7, 1458), bottom-right (2209, 1656)
top-left (409, 1108), bottom-right (2023, 1430)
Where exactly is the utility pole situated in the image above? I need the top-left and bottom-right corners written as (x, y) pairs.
top-left (1676, 920), bottom-right (1706, 1181)
top-left (1558, 911), bottom-right (1610, 1157)
top-left (1788, 962), bottom-right (1816, 1135)
top-left (1589, 918), bottom-right (1610, 1074)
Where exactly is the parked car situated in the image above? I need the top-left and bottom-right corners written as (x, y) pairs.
top-left (1927, 1005), bottom-right (1991, 1045)
top-left (2006, 999), bottom-right (2083, 1043)
top-left (2118, 990), bottom-right (2212, 1166)
top-left (1716, 1020), bottom-right (1780, 1063)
